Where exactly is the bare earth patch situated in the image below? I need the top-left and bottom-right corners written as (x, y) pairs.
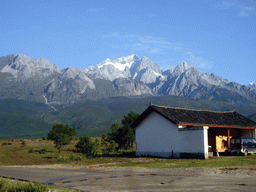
top-left (6, 163), bottom-right (256, 176)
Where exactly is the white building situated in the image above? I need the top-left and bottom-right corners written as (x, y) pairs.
top-left (133, 104), bottom-right (256, 159)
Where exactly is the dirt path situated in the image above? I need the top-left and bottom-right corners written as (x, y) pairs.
top-left (2, 164), bottom-right (256, 191)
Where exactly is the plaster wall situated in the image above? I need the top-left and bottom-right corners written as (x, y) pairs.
top-left (136, 111), bottom-right (207, 158)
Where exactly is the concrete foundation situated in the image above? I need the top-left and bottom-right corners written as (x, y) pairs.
top-left (136, 151), bottom-right (207, 159)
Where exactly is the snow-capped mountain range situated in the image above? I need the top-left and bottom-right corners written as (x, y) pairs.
top-left (0, 53), bottom-right (256, 106)
top-left (249, 82), bottom-right (256, 89)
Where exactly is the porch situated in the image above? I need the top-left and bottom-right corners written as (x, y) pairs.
top-left (208, 127), bottom-right (255, 156)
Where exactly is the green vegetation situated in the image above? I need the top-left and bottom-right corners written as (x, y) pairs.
top-left (0, 177), bottom-right (86, 192)
top-left (38, 146), bottom-right (47, 154)
top-left (28, 148), bottom-right (34, 153)
top-left (0, 110), bottom-right (256, 171)
top-left (1, 96), bottom-right (256, 139)
top-left (75, 135), bottom-right (102, 157)
top-left (101, 111), bottom-right (139, 150)
top-left (0, 177), bottom-right (46, 192)
top-left (1, 142), bottom-right (11, 146)
top-left (52, 154), bottom-right (86, 162)
top-left (21, 140), bottom-right (26, 146)
top-left (47, 124), bottom-right (77, 153)
top-left (1, 138), bottom-right (256, 168)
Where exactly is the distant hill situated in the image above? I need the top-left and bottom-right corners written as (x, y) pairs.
top-left (0, 99), bottom-right (58, 139)
top-left (1, 96), bottom-right (256, 139)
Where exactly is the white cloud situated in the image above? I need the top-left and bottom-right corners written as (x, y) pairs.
top-left (214, 0), bottom-right (255, 17)
top-left (239, 5), bottom-right (254, 16)
top-left (214, 0), bottom-right (238, 9)
top-left (105, 32), bottom-right (212, 70)
top-left (124, 35), bottom-right (169, 54)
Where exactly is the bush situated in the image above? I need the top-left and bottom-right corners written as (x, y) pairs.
top-left (0, 177), bottom-right (47, 192)
top-left (75, 135), bottom-right (102, 157)
top-left (70, 154), bottom-right (85, 161)
top-left (42, 137), bottom-right (46, 141)
top-left (28, 148), bottom-right (34, 153)
top-left (21, 140), bottom-right (26, 146)
top-left (38, 147), bottom-right (47, 154)
top-left (0, 142), bottom-right (11, 146)
top-left (103, 140), bottom-right (119, 155)
top-left (54, 155), bottom-right (70, 162)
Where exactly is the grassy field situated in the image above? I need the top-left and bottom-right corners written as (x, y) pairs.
top-left (0, 177), bottom-right (86, 192)
top-left (1, 138), bottom-right (256, 169)
top-left (1, 138), bottom-right (256, 192)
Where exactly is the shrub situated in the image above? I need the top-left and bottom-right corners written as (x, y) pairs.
top-left (55, 155), bottom-right (70, 162)
top-left (28, 148), bottom-right (34, 153)
top-left (0, 177), bottom-right (47, 192)
top-left (103, 140), bottom-right (119, 155)
top-left (7, 143), bottom-right (12, 145)
top-left (70, 154), bottom-right (85, 161)
top-left (42, 137), bottom-right (46, 141)
top-left (38, 147), bottom-right (47, 154)
top-left (21, 140), bottom-right (26, 146)
top-left (75, 135), bottom-right (102, 157)
top-left (1, 142), bottom-right (7, 146)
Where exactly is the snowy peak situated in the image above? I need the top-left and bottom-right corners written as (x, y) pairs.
top-left (96, 54), bottom-right (141, 71)
top-left (173, 62), bottom-right (193, 76)
top-left (249, 82), bottom-right (256, 89)
top-left (85, 54), bottom-right (163, 82)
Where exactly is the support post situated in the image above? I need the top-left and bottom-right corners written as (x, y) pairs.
top-left (203, 126), bottom-right (209, 159)
top-left (227, 129), bottom-right (230, 149)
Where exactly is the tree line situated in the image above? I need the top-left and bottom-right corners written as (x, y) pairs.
top-left (47, 111), bottom-right (139, 157)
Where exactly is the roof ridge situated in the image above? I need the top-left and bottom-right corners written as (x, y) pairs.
top-left (150, 103), bottom-right (234, 113)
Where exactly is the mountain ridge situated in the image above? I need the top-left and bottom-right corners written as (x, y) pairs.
top-left (1, 53), bottom-right (256, 106)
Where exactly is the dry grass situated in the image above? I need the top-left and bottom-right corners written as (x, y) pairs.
top-left (1, 138), bottom-right (256, 169)
top-left (0, 138), bottom-right (134, 166)
top-left (0, 139), bottom-right (79, 165)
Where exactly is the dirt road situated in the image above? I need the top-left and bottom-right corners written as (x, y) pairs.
top-left (1, 164), bottom-right (256, 191)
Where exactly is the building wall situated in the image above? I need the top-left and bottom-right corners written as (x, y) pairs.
top-left (136, 111), bottom-right (207, 159)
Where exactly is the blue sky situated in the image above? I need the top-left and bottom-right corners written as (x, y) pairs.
top-left (1, 0), bottom-right (255, 85)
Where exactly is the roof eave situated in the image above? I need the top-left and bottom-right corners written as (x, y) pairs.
top-left (132, 106), bottom-right (178, 128)
top-left (177, 123), bottom-right (256, 129)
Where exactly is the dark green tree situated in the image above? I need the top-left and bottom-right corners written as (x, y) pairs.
top-left (47, 124), bottom-right (77, 153)
top-left (75, 135), bottom-right (101, 157)
top-left (103, 111), bottom-right (139, 150)
top-left (121, 111), bottom-right (140, 128)
top-left (120, 111), bottom-right (139, 148)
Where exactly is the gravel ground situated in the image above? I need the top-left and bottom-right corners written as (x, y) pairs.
top-left (4, 159), bottom-right (256, 192)
top-left (8, 163), bottom-right (256, 176)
